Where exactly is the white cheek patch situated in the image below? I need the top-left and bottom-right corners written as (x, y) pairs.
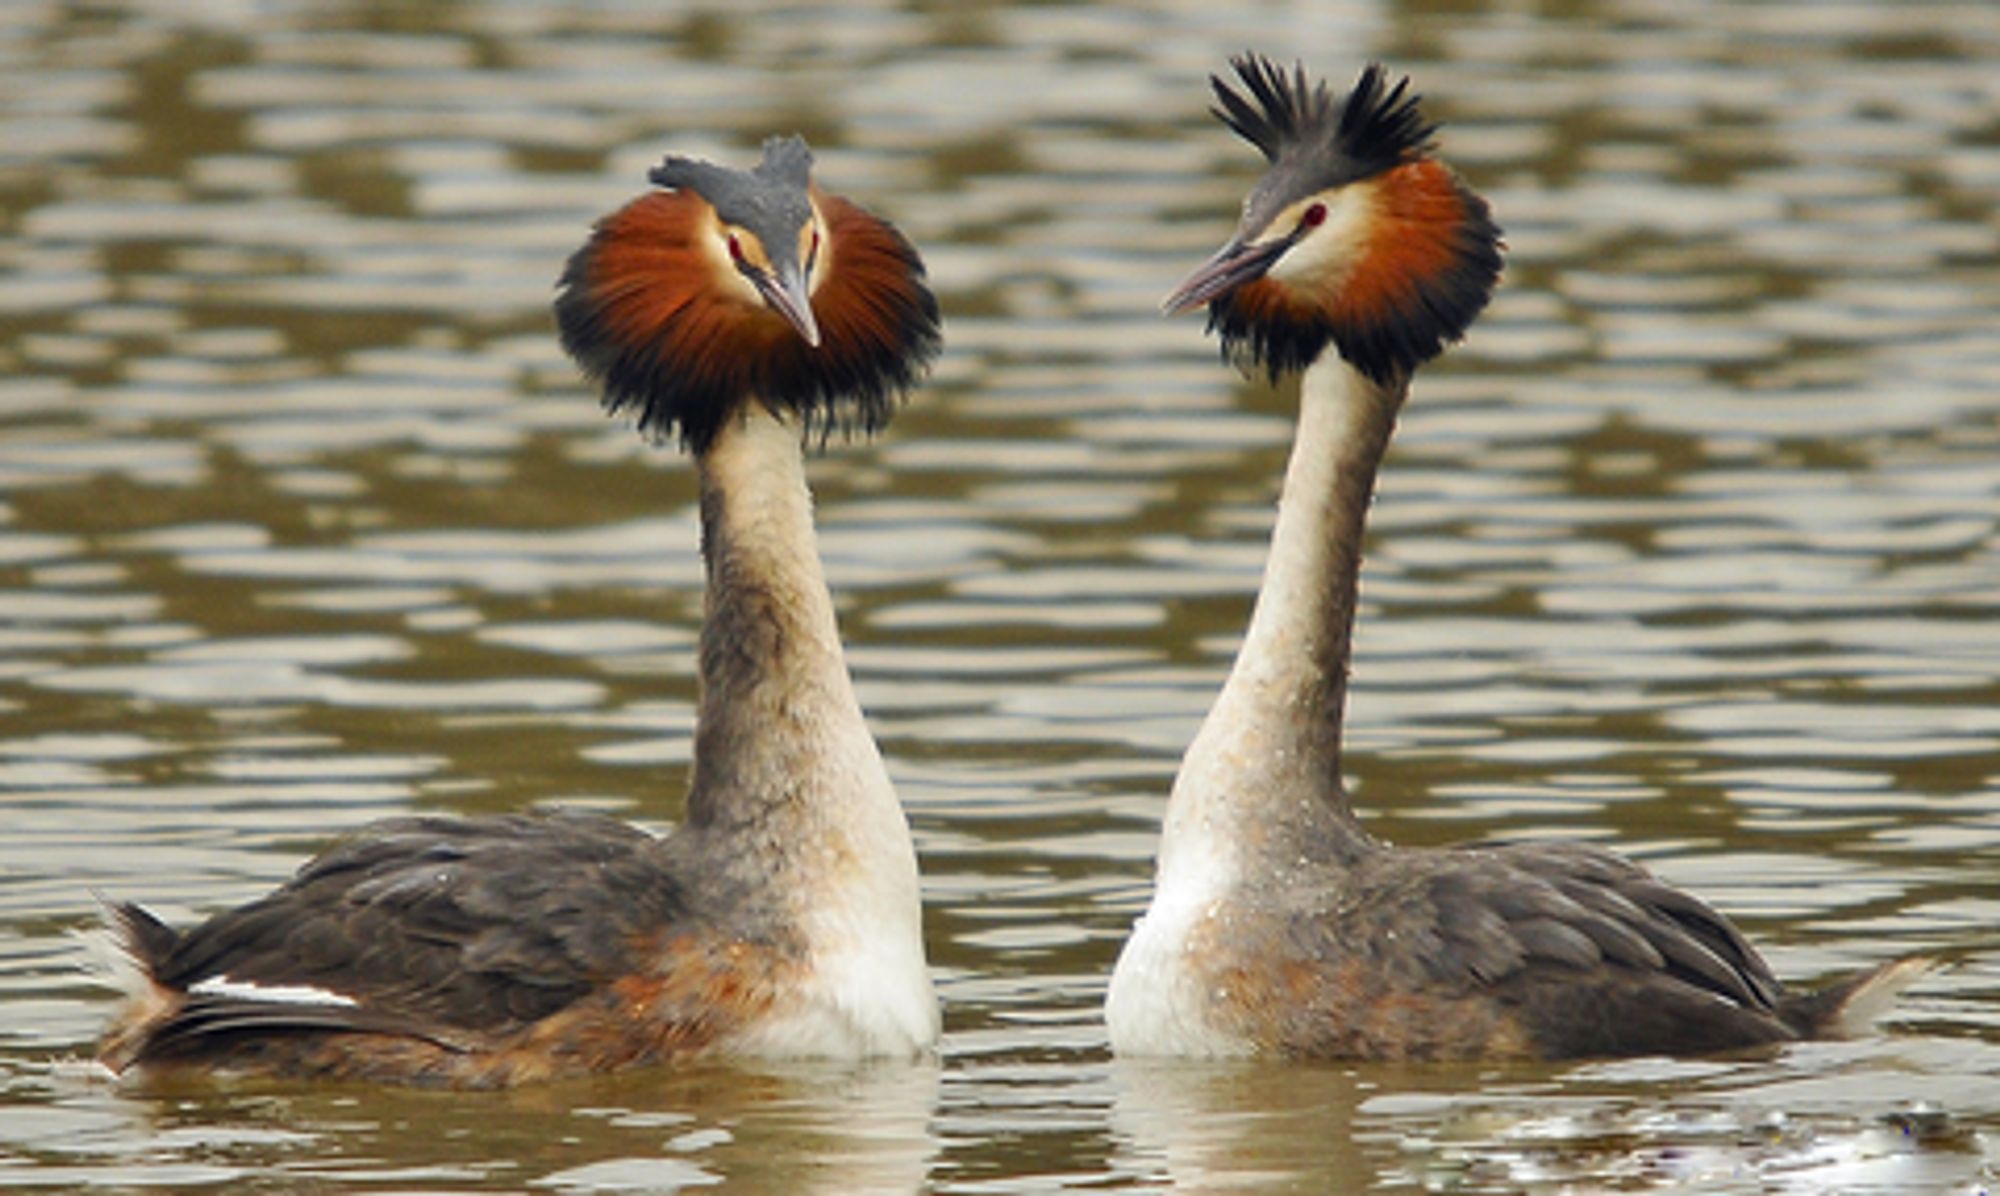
top-left (699, 219), bottom-right (765, 308)
top-left (806, 200), bottom-right (830, 297)
top-left (188, 975), bottom-right (359, 1008)
top-left (1265, 186), bottom-right (1379, 292)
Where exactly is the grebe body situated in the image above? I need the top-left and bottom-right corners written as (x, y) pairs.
top-left (1106, 58), bottom-right (1927, 1061)
top-left (100, 136), bottom-right (942, 1087)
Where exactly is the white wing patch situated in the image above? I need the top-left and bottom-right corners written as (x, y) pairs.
top-left (189, 975), bottom-right (359, 1008)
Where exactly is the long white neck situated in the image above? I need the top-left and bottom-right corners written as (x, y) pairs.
top-left (683, 402), bottom-right (936, 1055)
top-left (1159, 356), bottom-right (1404, 882)
top-left (685, 403), bottom-right (904, 876)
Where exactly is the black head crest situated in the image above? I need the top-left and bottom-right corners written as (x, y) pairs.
top-left (1185, 58), bottom-right (1502, 386)
top-left (1211, 55), bottom-right (1332, 163)
top-left (1213, 57), bottom-right (1435, 221)
top-left (649, 134), bottom-right (816, 249)
top-left (556, 137), bottom-right (940, 456)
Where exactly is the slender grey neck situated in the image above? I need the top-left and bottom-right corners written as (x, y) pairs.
top-left (682, 403), bottom-right (898, 856)
top-left (673, 401), bottom-right (934, 1050)
top-left (1160, 353), bottom-right (1405, 878)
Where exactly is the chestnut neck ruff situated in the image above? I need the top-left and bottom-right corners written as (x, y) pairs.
top-left (556, 189), bottom-right (940, 455)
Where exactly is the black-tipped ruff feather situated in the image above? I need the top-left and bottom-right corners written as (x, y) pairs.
top-left (1124, 54), bottom-right (1930, 1064)
top-left (1189, 59), bottom-right (1503, 385)
top-left (555, 138), bottom-right (940, 455)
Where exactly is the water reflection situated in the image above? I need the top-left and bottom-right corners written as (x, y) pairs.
top-left (1110, 1059), bottom-right (1379, 1187)
top-left (1112, 1044), bottom-right (2000, 1194)
top-left (3, 1057), bottom-right (939, 1192)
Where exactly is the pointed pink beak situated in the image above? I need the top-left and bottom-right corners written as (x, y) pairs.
top-left (1162, 236), bottom-right (1291, 314)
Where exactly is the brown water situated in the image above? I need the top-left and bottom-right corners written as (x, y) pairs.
top-left (2, 1), bottom-right (1997, 1191)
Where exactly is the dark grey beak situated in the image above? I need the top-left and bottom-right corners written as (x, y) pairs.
top-left (1161, 236), bottom-right (1293, 315)
top-left (755, 258), bottom-right (822, 348)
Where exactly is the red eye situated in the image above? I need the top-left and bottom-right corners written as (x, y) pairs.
top-left (726, 233), bottom-right (746, 265)
top-left (808, 228), bottom-right (821, 267)
top-left (1301, 202), bottom-right (1327, 228)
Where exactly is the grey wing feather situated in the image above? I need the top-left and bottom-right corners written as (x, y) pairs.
top-left (1325, 842), bottom-right (1781, 1015)
top-left (122, 812), bottom-right (687, 1047)
top-left (1489, 842), bottom-right (1780, 1012)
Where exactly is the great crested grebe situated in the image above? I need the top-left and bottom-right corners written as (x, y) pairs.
top-left (1105, 57), bottom-right (1928, 1060)
top-left (98, 135), bottom-right (943, 1087)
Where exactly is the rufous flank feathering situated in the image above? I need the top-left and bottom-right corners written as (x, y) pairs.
top-left (99, 135), bottom-right (942, 1087)
top-left (1108, 56), bottom-right (1929, 1061)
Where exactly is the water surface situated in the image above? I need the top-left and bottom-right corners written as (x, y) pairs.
top-left (1, 0), bottom-right (1996, 1190)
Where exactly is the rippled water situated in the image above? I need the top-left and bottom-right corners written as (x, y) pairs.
top-left (2, 1), bottom-right (1997, 1191)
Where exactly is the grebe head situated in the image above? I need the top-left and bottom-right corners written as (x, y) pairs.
top-left (1163, 57), bottom-right (1503, 386)
top-left (556, 134), bottom-right (941, 453)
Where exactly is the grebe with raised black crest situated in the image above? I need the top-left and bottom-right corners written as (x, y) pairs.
top-left (1106, 57), bottom-right (1928, 1060)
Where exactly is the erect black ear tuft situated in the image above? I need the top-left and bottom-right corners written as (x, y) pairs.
top-left (755, 135), bottom-right (813, 189)
top-left (647, 135), bottom-right (815, 239)
top-left (1335, 63), bottom-right (1435, 179)
top-left (1208, 57), bottom-right (1435, 184)
top-left (1210, 53), bottom-right (1332, 163)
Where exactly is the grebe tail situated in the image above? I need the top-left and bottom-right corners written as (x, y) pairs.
top-left (100, 135), bottom-right (943, 1087)
top-left (1106, 57), bottom-right (1929, 1060)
